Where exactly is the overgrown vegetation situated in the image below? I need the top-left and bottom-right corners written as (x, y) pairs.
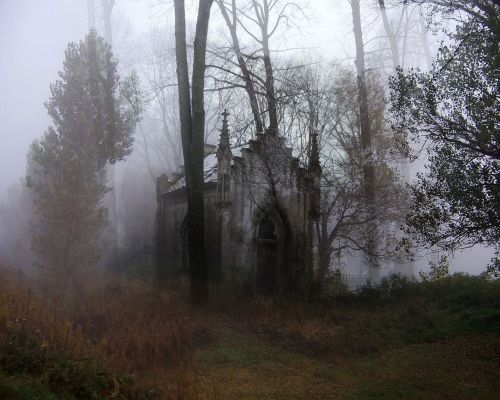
top-left (0, 267), bottom-right (203, 399)
top-left (220, 272), bottom-right (500, 358)
top-left (1, 265), bottom-right (498, 399)
top-left (389, 0), bottom-right (500, 272)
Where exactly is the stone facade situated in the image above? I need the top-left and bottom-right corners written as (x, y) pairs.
top-left (156, 113), bottom-right (321, 294)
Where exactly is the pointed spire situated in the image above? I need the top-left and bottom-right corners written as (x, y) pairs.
top-left (217, 110), bottom-right (233, 206)
top-left (309, 129), bottom-right (321, 175)
top-left (218, 109), bottom-right (232, 158)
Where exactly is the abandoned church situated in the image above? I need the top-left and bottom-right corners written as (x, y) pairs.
top-left (155, 112), bottom-right (322, 294)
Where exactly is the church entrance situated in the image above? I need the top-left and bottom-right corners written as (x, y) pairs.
top-left (256, 214), bottom-right (280, 294)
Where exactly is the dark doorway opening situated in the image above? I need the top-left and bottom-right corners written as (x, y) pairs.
top-left (256, 214), bottom-right (280, 294)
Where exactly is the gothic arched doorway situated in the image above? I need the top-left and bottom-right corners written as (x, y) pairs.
top-left (256, 213), bottom-right (280, 294)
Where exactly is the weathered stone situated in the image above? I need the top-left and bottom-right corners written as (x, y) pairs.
top-left (156, 113), bottom-right (321, 295)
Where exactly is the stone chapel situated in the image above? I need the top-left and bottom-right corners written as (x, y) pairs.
top-left (155, 112), bottom-right (321, 294)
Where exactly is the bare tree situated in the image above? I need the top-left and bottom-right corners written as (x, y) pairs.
top-left (350, 0), bottom-right (379, 281)
top-left (216, 0), bottom-right (264, 134)
top-left (173, 0), bottom-right (214, 305)
top-left (214, 0), bottom-right (305, 135)
top-left (282, 64), bottom-right (406, 293)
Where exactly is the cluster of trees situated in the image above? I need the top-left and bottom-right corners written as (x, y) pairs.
top-left (390, 0), bottom-right (500, 275)
top-left (26, 30), bottom-right (138, 292)
top-left (171, 0), bottom-right (416, 299)
top-left (20, 0), bottom-right (499, 300)
top-left (170, 0), bottom-right (499, 300)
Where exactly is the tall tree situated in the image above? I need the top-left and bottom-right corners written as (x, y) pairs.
top-left (350, 0), bottom-right (379, 281)
top-left (216, 0), bottom-right (264, 134)
top-left (214, 0), bottom-right (304, 135)
top-left (282, 64), bottom-right (405, 293)
top-left (99, 0), bottom-right (121, 271)
top-left (390, 0), bottom-right (500, 274)
top-left (172, 0), bottom-right (214, 305)
top-left (26, 31), bottom-right (137, 292)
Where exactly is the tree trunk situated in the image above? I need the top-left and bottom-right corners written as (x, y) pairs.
top-left (351, 0), bottom-right (379, 282)
top-left (100, 0), bottom-right (120, 272)
top-left (217, 0), bottom-right (264, 134)
top-left (318, 247), bottom-right (331, 294)
top-left (378, 1), bottom-right (400, 71)
top-left (173, 0), bottom-right (213, 305)
top-left (419, 8), bottom-right (432, 70)
top-left (260, 23), bottom-right (278, 131)
top-left (313, 206), bottom-right (332, 296)
top-left (251, 0), bottom-right (278, 134)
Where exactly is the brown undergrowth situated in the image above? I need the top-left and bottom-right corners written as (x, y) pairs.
top-left (1, 265), bottom-right (498, 399)
top-left (0, 265), bottom-right (209, 399)
top-left (210, 273), bottom-right (500, 359)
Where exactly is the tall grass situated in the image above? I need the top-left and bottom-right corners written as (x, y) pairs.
top-left (219, 273), bottom-right (500, 357)
top-left (0, 265), bottom-right (207, 399)
top-left (1, 263), bottom-right (498, 399)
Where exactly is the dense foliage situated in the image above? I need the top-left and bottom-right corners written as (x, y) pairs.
top-left (389, 2), bottom-right (500, 271)
top-left (26, 30), bottom-right (137, 290)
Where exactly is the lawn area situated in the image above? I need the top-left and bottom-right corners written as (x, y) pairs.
top-left (192, 331), bottom-right (500, 399)
top-left (0, 270), bottom-right (499, 399)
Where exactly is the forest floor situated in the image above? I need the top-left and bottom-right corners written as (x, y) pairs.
top-left (0, 268), bottom-right (499, 399)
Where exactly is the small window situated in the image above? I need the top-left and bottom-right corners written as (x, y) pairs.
top-left (258, 214), bottom-right (277, 241)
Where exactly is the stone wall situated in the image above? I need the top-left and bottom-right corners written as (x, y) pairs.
top-left (156, 131), bottom-right (319, 294)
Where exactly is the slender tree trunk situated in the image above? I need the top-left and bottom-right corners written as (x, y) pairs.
top-left (419, 8), bottom-right (432, 70)
top-left (379, 1), bottom-right (415, 277)
top-left (262, 40), bottom-right (278, 134)
top-left (217, 0), bottom-right (263, 134)
top-left (316, 216), bottom-right (331, 295)
top-left (190, 0), bottom-right (213, 304)
top-left (351, 0), bottom-right (379, 282)
top-left (100, 0), bottom-right (120, 272)
top-left (173, 0), bottom-right (213, 305)
top-left (378, 1), bottom-right (400, 70)
top-left (251, 0), bottom-right (278, 134)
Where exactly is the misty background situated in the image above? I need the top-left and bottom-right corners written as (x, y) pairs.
top-left (0, 0), bottom-right (493, 275)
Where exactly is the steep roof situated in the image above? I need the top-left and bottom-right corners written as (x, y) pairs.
top-left (166, 145), bottom-right (244, 194)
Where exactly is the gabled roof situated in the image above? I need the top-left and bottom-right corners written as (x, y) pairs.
top-left (166, 145), bottom-right (244, 194)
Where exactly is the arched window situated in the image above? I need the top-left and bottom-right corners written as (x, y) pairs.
top-left (256, 213), bottom-right (279, 294)
top-left (258, 214), bottom-right (277, 241)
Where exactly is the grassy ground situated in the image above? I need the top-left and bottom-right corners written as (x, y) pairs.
top-left (192, 330), bottom-right (500, 399)
top-left (0, 268), bottom-right (499, 399)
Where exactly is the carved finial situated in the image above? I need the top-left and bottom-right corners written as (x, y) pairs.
top-left (218, 109), bottom-right (232, 161)
top-left (309, 129), bottom-right (321, 175)
top-left (217, 109), bottom-right (233, 205)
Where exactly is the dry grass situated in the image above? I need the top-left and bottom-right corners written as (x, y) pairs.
top-left (0, 265), bottom-right (208, 398)
top-left (213, 274), bottom-right (500, 359)
top-left (1, 265), bottom-right (499, 399)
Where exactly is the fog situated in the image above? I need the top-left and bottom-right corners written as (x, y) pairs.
top-left (0, 0), bottom-right (495, 277)
top-left (0, 0), bottom-right (346, 195)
